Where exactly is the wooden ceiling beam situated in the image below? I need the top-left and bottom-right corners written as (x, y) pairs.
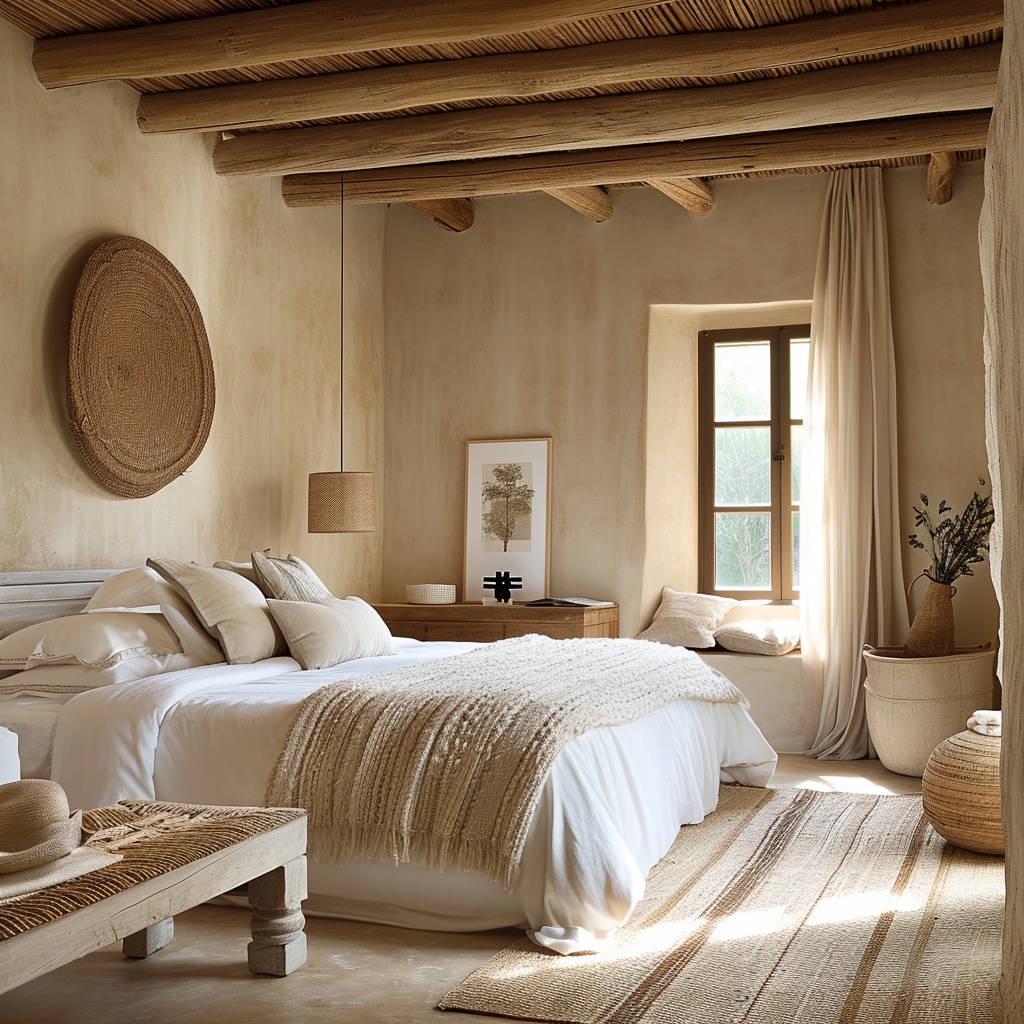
top-left (544, 187), bottom-right (613, 221)
top-left (927, 151), bottom-right (959, 204)
top-left (648, 178), bottom-right (714, 216)
top-left (215, 45), bottom-right (999, 177)
top-left (32, 0), bottom-right (669, 88)
top-left (136, 0), bottom-right (1002, 134)
top-left (404, 198), bottom-right (475, 231)
top-left (279, 113), bottom-right (991, 207)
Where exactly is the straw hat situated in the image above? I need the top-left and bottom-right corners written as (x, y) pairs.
top-left (0, 779), bottom-right (83, 874)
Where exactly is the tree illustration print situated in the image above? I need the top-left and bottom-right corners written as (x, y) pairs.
top-left (482, 463), bottom-right (535, 552)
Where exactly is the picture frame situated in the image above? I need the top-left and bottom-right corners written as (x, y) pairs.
top-left (464, 438), bottom-right (552, 603)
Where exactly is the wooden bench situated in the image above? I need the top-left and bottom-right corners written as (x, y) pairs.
top-left (0, 801), bottom-right (307, 995)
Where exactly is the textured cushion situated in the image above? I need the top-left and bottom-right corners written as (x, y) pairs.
top-left (0, 611), bottom-right (183, 673)
top-left (714, 619), bottom-right (801, 656)
top-left (267, 597), bottom-right (394, 670)
top-left (252, 551), bottom-right (334, 603)
top-left (635, 588), bottom-right (738, 649)
top-left (147, 559), bottom-right (285, 664)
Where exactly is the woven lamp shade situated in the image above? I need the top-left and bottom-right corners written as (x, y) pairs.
top-left (308, 472), bottom-right (375, 533)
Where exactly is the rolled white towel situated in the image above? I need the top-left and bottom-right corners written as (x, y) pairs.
top-left (968, 710), bottom-right (1001, 737)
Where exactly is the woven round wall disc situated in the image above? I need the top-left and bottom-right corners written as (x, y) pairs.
top-left (67, 236), bottom-right (215, 498)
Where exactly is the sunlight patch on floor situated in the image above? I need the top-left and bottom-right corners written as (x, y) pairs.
top-left (709, 905), bottom-right (789, 943)
top-left (806, 889), bottom-right (924, 925)
top-left (817, 774), bottom-right (909, 795)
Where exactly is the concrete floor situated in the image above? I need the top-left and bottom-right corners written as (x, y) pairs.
top-left (0, 756), bottom-right (923, 1024)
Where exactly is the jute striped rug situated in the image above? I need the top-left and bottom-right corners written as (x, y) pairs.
top-left (440, 785), bottom-right (1003, 1023)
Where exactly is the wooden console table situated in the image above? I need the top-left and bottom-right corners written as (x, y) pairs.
top-left (373, 602), bottom-right (619, 643)
top-left (0, 802), bottom-right (307, 994)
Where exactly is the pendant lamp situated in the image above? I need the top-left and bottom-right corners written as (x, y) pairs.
top-left (308, 177), bottom-right (375, 533)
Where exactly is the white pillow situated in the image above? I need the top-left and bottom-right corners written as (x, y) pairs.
top-left (635, 588), bottom-right (738, 649)
top-left (84, 566), bottom-right (225, 665)
top-left (267, 597), bottom-right (394, 670)
top-left (147, 558), bottom-right (286, 665)
top-left (85, 566), bottom-right (193, 615)
top-left (0, 611), bottom-right (184, 673)
top-left (252, 551), bottom-right (334, 604)
top-left (714, 619), bottom-right (801, 656)
top-left (0, 655), bottom-right (197, 696)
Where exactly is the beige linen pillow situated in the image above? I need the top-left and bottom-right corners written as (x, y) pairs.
top-left (251, 551), bottom-right (334, 604)
top-left (212, 558), bottom-right (262, 588)
top-left (147, 558), bottom-right (286, 664)
top-left (0, 611), bottom-right (183, 674)
top-left (714, 620), bottom-right (801, 656)
top-left (635, 588), bottom-right (738, 649)
top-left (267, 597), bottom-right (394, 670)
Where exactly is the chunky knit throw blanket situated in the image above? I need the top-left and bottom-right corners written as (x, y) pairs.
top-left (266, 634), bottom-right (747, 888)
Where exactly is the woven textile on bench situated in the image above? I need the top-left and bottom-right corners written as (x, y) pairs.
top-left (0, 802), bottom-right (305, 941)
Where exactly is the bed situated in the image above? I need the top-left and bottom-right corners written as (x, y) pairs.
top-left (0, 564), bottom-right (777, 955)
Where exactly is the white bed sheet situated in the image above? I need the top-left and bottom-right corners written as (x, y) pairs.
top-left (43, 638), bottom-right (777, 953)
top-left (0, 694), bottom-right (70, 779)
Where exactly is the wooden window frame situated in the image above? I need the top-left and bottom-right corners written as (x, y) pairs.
top-left (697, 324), bottom-right (808, 601)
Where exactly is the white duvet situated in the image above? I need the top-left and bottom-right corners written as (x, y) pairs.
top-left (30, 638), bottom-right (776, 953)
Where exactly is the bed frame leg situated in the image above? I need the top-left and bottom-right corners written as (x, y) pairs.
top-left (247, 856), bottom-right (307, 976)
top-left (123, 917), bottom-right (174, 958)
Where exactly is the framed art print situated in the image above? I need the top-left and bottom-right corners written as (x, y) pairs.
top-left (464, 438), bottom-right (551, 603)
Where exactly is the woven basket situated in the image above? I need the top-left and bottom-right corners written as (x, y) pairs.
top-left (923, 728), bottom-right (1004, 855)
top-left (863, 647), bottom-right (997, 776)
top-left (406, 584), bottom-right (456, 605)
top-left (67, 236), bottom-right (214, 498)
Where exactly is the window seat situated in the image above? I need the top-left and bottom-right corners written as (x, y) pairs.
top-left (697, 649), bottom-right (804, 754)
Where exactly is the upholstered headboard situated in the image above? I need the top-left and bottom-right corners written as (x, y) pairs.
top-left (0, 569), bottom-right (128, 639)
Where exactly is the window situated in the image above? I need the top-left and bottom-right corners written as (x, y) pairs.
top-left (698, 325), bottom-right (809, 601)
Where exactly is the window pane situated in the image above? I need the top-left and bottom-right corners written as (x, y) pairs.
top-left (789, 338), bottom-right (809, 420)
top-left (792, 511), bottom-right (800, 589)
top-left (714, 341), bottom-right (771, 421)
top-left (715, 513), bottom-right (772, 590)
top-left (790, 425), bottom-right (802, 504)
top-left (715, 427), bottom-right (770, 506)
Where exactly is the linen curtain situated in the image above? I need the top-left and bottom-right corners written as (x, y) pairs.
top-left (978, 1), bottom-right (1024, 1011)
top-left (801, 167), bottom-right (909, 760)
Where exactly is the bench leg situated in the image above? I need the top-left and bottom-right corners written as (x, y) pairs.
top-left (247, 855), bottom-right (307, 977)
top-left (123, 917), bottom-right (174, 958)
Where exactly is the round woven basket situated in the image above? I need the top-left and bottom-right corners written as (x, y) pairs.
top-left (67, 236), bottom-right (215, 498)
top-left (406, 584), bottom-right (456, 605)
top-left (922, 728), bottom-right (1003, 855)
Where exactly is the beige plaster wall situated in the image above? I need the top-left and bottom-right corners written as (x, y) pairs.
top-left (885, 162), bottom-right (999, 649)
top-left (383, 178), bottom-right (827, 637)
top-left (383, 168), bottom-right (997, 643)
top-left (0, 19), bottom-right (384, 598)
